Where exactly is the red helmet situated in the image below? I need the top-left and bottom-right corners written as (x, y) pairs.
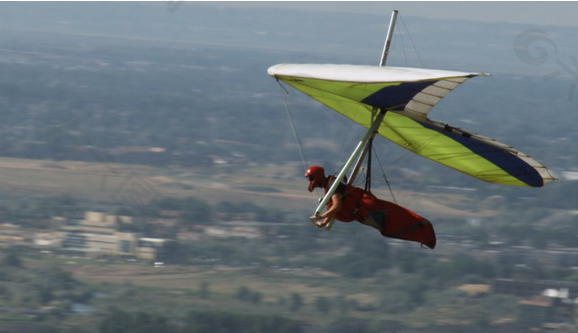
top-left (305, 166), bottom-right (326, 192)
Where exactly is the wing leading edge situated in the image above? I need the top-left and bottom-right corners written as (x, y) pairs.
top-left (268, 63), bottom-right (555, 187)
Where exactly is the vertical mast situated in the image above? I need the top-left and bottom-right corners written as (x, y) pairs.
top-left (348, 10), bottom-right (398, 186)
top-left (380, 10), bottom-right (398, 67)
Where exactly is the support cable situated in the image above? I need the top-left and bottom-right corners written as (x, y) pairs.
top-left (373, 145), bottom-right (398, 204)
top-left (398, 13), bottom-right (425, 68)
top-left (278, 81), bottom-right (309, 173)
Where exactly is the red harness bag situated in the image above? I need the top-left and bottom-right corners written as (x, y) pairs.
top-left (325, 178), bottom-right (436, 249)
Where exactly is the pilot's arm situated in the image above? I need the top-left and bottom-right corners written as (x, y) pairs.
top-left (310, 193), bottom-right (342, 228)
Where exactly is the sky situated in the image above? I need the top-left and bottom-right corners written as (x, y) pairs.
top-left (207, 1), bottom-right (578, 28)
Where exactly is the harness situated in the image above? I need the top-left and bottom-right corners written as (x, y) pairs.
top-left (325, 176), bottom-right (368, 222)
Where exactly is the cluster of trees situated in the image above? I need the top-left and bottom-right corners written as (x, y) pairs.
top-left (98, 308), bottom-right (176, 333)
top-left (0, 246), bottom-right (524, 333)
top-left (156, 214), bottom-right (578, 281)
top-left (97, 308), bottom-right (303, 333)
top-left (134, 196), bottom-right (289, 225)
top-left (0, 249), bottom-right (92, 325)
top-left (93, 281), bottom-right (519, 333)
top-left (0, 194), bottom-right (84, 229)
top-left (233, 286), bottom-right (309, 313)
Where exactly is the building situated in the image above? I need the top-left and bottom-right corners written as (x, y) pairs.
top-left (57, 211), bottom-right (166, 260)
top-left (518, 290), bottom-right (577, 329)
top-left (494, 279), bottom-right (578, 329)
top-left (493, 278), bottom-right (578, 298)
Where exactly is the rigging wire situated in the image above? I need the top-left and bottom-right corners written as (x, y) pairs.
top-left (372, 144), bottom-right (398, 204)
top-left (398, 13), bottom-right (426, 68)
top-left (393, 18), bottom-right (409, 67)
top-left (277, 81), bottom-right (309, 173)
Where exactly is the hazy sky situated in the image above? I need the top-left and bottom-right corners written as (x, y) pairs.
top-left (207, 1), bottom-right (578, 28)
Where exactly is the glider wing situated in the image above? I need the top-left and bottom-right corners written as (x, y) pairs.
top-left (268, 63), bottom-right (554, 187)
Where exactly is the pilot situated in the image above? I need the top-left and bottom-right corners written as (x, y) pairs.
top-left (304, 165), bottom-right (436, 249)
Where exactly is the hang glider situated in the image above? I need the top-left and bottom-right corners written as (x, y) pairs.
top-left (268, 63), bottom-right (555, 187)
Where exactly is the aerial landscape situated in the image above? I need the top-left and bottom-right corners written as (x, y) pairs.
top-left (0, 2), bottom-right (577, 332)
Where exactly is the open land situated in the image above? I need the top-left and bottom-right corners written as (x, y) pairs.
top-left (0, 157), bottom-right (494, 219)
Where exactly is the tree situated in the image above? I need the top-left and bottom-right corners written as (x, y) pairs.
top-left (98, 308), bottom-right (175, 333)
top-left (235, 286), bottom-right (262, 304)
top-left (289, 293), bottom-right (304, 313)
top-left (2, 249), bottom-right (22, 267)
top-left (215, 201), bottom-right (237, 220)
top-left (182, 197), bottom-right (211, 225)
top-left (328, 318), bottom-right (369, 333)
top-left (183, 311), bottom-right (303, 333)
top-left (314, 296), bottom-right (332, 313)
top-left (199, 281), bottom-right (210, 300)
top-left (98, 308), bottom-right (132, 333)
